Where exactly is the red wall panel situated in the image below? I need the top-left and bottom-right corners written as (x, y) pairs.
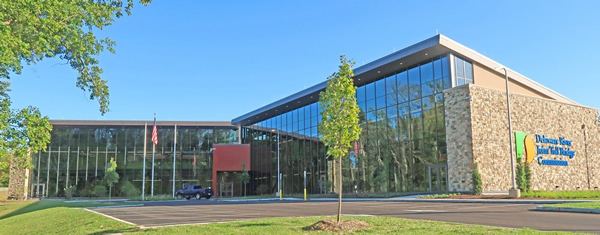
top-left (212, 144), bottom-right (251, 196)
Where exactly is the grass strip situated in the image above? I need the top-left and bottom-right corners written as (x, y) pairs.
top-left (544, 201), bottom-right (600, 209)
top-left (418, 193), bottom-right (462, 199)
top-left (129, 194), bottom-right (179, 201)
top-left (521, 190), bottom-right (600, 199)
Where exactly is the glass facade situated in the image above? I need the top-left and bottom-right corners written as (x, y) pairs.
top-left (241, 103), bottom-right (326, 195)
top-left (243, 54), bottom-right (472, 195)
top-left (30, 124), bottom-right (237, 197)
top-left (28, 53), bottom-right (474, 198)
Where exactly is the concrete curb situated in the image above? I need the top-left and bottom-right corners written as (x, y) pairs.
top-left (127, 199), bottom-right (187, 203)
top-left (219, 197), bottom-right (300, 202)
top-left (380, 199), bottom-right (596, 204)
top-left (217, 197), bottom-right (597, 204)
top-left (536, 206), bottom-right (600, 214)
top-left (86, 203), bottom-right (145, 209)
top-left (64, 199), bottom-right (130, 203)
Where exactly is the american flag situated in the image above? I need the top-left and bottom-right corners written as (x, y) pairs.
top-left (151, 114), bottom-right (158, 145)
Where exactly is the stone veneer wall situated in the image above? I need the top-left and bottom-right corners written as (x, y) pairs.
top-left (8, 159), bottom-right (27, 200)
top-left (445, 84), bottom-right (600, 192)
top-left (444, 85), bottom-right (475, 192)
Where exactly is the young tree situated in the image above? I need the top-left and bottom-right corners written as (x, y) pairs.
top-left (104, 157), bottom-right (119, 201)
top-left (0, 0), bottom-right (149, 199)
top-left (240, 162), bottom-right (249, 197)
top-left (319, 55), bottom-right (361, 223)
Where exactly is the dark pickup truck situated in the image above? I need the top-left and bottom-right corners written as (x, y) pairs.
top-left (175, 185), bottom-right (214, 200)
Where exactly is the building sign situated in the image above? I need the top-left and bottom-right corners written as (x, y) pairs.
top-left (515, 133), bottom-right (575, 166)
top-left (535, 135), bottom-right (575, 166)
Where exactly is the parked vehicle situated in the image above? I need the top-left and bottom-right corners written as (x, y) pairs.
top-left (175, 184), bottom-right (213, 200)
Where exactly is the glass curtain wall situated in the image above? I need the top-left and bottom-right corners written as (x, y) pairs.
top-left (242, 102), bottom-right (326, 196)
top-left (243, 54), bottom-right (464, 195)
top-left (355, 55), bottom-right (450, 193)
top-left (30, 125), bottom-right (237, 198)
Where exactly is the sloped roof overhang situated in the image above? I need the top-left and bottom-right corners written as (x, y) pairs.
top-left (232, 34), bottom-right (577, 126)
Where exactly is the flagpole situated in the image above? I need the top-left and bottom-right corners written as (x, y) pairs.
top-left (143, 122), bottom-right (147, 201)
top-left (151, 113), bottom-right (156, 197)
top-left (172, 124), bottom-right (177, 198)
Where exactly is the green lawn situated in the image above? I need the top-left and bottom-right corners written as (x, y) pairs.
top-left (129, 194), bottom-right (179, 201)
top-left (544, 201), bottom-right (600, 209)
top-left (0, 200), bottom-right (137, 219)
top-left (418, 193), bottom-right (461, 199)
top-left (0, 190), bottom-right (7, 200)
top-left (521, 190), bottom-right (600, 199)
top-left (136, 216), bottom-right (577, 234)
top-left (0, 207), bottom-right (138, 234)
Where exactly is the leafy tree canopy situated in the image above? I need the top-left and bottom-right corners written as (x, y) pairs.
top-left (0, 0), bottom-right (150, 170)
top-left (104, 157), bottom-right (119, 187)
top-left (319, 55), bottom-right (361, 159)
top-left (318, 55), bottom-right (361, 223)
top-left (1, 0), bottom-right (151, 114)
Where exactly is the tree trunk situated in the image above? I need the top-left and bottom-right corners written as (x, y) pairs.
top-left (332, 158), bottom-right (336, 193)
top-left (109, 186), bottom-right (112, 201)
top-left (337, 155), bottom-right (342, 223)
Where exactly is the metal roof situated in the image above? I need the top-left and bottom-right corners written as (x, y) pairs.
top-left (50, 120), bottom-right (235, 128)
top-left (232, 34), bottom-right (578, 126)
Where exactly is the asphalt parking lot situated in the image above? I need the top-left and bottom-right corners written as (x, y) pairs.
top-left (91, 200), bottom-right (600, 232)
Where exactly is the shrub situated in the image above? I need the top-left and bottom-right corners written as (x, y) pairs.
top-left (321, 180), bottom-right (333, 194)
top-left (64, 185), bottom-right (76, 200)
top-left (256, 184), bottom-right (270, 195)
top-left (120, 181), bottom-right (141, 198)
top-left (516, 161), bottom-right (531, 192)
top-left (472, 163), bottom-right (482, 195)
top-left (94, 185), bottom-right (107, 197)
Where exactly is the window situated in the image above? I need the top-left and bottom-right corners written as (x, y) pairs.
top-left (375, 79), bottom-right (386, 98)
top-left (408, 67), bottom-right (421, 100)
top-left (454, 56), bottom-right (473, 86)
top-left (356, 86), bottom-right (365, 103)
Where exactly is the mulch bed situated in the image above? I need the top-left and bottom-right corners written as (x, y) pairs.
top-left (306, 219), bottom-right (370, 232)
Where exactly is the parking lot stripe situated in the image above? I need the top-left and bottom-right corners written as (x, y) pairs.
top-left (83, 208), bottom-right (138, 226)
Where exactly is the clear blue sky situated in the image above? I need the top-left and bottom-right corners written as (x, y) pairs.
top-left (9, 1), bottom-right (600, 121)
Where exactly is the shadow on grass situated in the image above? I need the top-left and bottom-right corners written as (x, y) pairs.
top-left (234, 223), bottom-right (274, 227)
top-left (0, 200), bottom-right (46, 219)
top-left (0, 200), bottom-right (121, 219)
top-left (88, 227), bottom-right (141, 235)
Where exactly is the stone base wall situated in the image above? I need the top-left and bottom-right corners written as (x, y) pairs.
top-left (8, 159), bottom-right (27, 200)
top-left (444, 85), bottom-right (475, 192)
top-left (445, 84), bottom-right (600, 192)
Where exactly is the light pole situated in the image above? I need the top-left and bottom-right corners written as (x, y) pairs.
top-left (272, 129), bottom-right (281, 200)
top-left (495, 67), bottom-right (520, 198)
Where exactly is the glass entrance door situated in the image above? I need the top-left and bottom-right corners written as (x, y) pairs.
top-left (31, 183), bottom-right (45, 198)
top-left (428, 164), bottom-right (447, 193)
